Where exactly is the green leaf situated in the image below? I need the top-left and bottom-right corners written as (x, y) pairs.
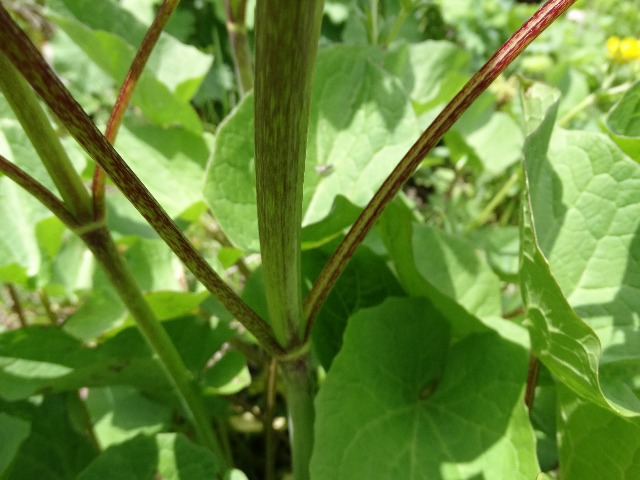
top-left (0, 326), bottom-right (168, 401)
top-left (521, 82), bottom-right (640, 416)
top-left (378, 201), bottom-right (527, 345)
top-left (413, 225), bottom-right (502, 318)
top-left (312, 297), bottom-right (539, 480)
top-left (378, 199), bottom-right (493, 339)
top-left (306, 244), bottom-right (404, 369)
top-left (203, 94), bottom-right (256, 250)
top-left (205, 45), bottom-right (419, 250)
top-left (383, 40), bottom-right (470, 114)
top-left (86, 386), bottom-right (170, 449)
top-left (557, 386), bottom-right (640, 480)
top-left (63, 236), bottom-right (203, 340)
top-left (113, 123), bottom-right (209, 219)
top-left (77, 434), bottom-right (156, 480)
top-left (301, 195), bottom-right (362, 249)
top-left (0, 96), bottom-right (64, 284)
top-left (469, 225), bottom-right (520, 282)
top-left (146, 291), bottom-right (210, 322)
top-left (303, 45), bottom-right (419, 224)
top-left (76, 433), bottom-right (217, 480)
top-left (3, 394), bottom-right (97, 480)
top-left (0, 412), bottom-right (30, 476)
top-left (0, 316), bottom-right (225, 402)
top-left (201, 349), bottom-right (250, 395)
top-left (46, 0), bottom-right (212, 131)
top-left (454, 110), bottom-right (524, 177)
top-left (606, 80), bottom-right (640, 161)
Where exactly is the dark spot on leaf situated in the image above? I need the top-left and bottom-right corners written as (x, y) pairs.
top-left (419, 379), bottom-right (439, 400)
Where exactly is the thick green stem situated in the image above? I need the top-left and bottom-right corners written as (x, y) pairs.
top-left (80, 225), bottom-right (227, 468)
top-left (254, 3), bottom-right (323, 477)
top-left (0, 6), bottom-right (284, 358)
top-left (0, 52), bottom-right (93, 223)
top-left (224, 0), bottom-right (253, 95)
top-left (280, 357), bottom-right (316, 480)
top-left (254, 0), bottom-right (324, 349)
top-left (303, 0), bottom-right (578, 331)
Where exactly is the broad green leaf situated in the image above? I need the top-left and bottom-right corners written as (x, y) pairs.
top-left (521, 82), bottom-right (640, 416)
top-left (413, 224), bottom-right (502, 318)
top-left (62, 264), bottom-right (126, 341)
top-left (201, 349), bottom-right (250, 395)
top-left (306, 244), bottom-right (404, 369)
top-left (77, 433), bottom-right (217, 480)
top-left (146, 291), bottom-right (210, 322)
top-left (0, 316), bottom-right (224, 401)
top-left (49, 234), bottom-right (94, 298)
top-left (312, 297), bottom-right (538, 480)
top-left (378, 198), bottom-right (503, 341)
top-left (379, 201), bottom-right (526, 345)
top-left (0, 412), bottom-right (30, 476)
top-left (114, 122), bottom-right (209, 219)
top-left (205, 45), bottom-right (419, 250)
top-left (300, 195), bottom-right (362, 249)
top-left (520, 190), bottom-right (606, 409)
top-left (105, 191), bottom-right (159, 239)
top-left (524, 84), bottom-right (640, 364)
top-left (63, 237), bottom-right (192, 340)
top-left (557, 386), bottom-right (640, 480)
top-left (86, 386), bottom-right (170, 449)
top-left (606, 80), bottom-right (640, 162)
top-left (47, 0), bottom-right (212, 131)
top-left (203, 95), bottom-right (256, 249)
top-left (0, 97), bottom-right (68, 284)
top-left (3, 394), bottom-right (97, 480)
top-left (303, 45), bottom-right (419, 224)
top-left (469, 225), bottom-right (520, 282)
top-left (77, 434), bottom-right (156, 480)
top-left (0, 181), bottom-right (52, 284)
top-left (383, 40), bottom-right (469, 115)
top-left (0, 326), bottom-right (168, 401)
top-left (454, 110), bottom-right (524, 177)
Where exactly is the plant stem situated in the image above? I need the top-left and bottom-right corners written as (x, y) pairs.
top-left (0, 153), bottom-right (80, 229)
top-left (525, 354), bottom-right (541, 411)
top-left (38, 289), bottom-right (57, 325)
top-left (367, 0), bottom-right (379, 45)
top-left (280, 358), bottom-right (316, 480)
top-left (253, 3), bottom-right (323, 478)
top-left (5, 283), bottom-right (27, 327)
top-left (303, 0), bottom-right (578, 331)
top-left (0, 52), bottom-right (93, 223)
top-left (223, 0), bottom-right (254, 95)
top-left (93, 0), bottom-right (181, 219)
top-left (80, 225), bottom-right (228, 468)
top-left (254, 0), bottom-right (324, 349)
top-left (0, 6), bottom-right (284, 359)
top-left (264, 357), bottom-right (279, 480)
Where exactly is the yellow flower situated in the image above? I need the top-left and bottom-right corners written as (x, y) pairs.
top-left (607, 36), bottom-right (640, 62)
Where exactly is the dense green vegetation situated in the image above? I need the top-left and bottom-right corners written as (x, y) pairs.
top-left (0, 0), bottom-right (639, 479)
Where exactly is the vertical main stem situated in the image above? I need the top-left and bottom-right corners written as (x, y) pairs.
top-left (254, 2), bottom-right (324, 479)
top-left (281, 358), bottom-right (316, 480)
top-left (254, 0), bottom-right (323, 348)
